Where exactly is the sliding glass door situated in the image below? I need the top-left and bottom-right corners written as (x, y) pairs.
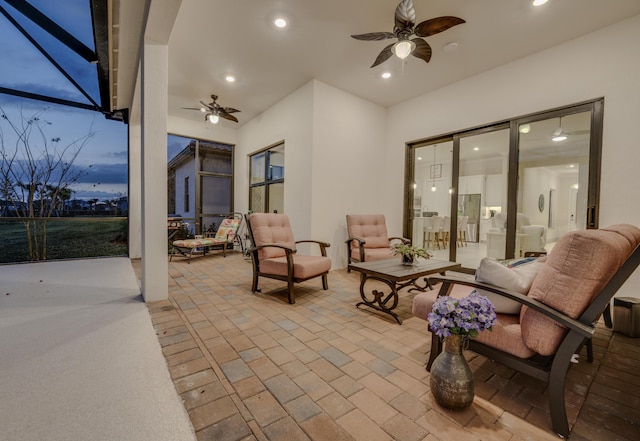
top-left (515, 106), bottom-right (598, 256)
top-left (405, 99), bottom-right (603, 270)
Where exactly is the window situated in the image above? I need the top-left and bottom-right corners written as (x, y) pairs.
top-left (249, 142), bottom-right (284, 213)
top-left (184, 177), bottom-right (189, 212)
top-left (168, 134), bottom-right (234, 235)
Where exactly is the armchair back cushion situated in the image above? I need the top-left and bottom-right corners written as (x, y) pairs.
top-left (249, 213), bottom-right (296, 260)
top-left (521, 224), bottom-right (640, 355)
top-left (347, 214), bottom-right (390, 249)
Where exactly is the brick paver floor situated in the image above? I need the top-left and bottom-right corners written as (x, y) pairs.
top-left (139, 253), bottom-right (640, 441)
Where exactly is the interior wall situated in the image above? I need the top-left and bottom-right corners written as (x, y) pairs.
top-left (311, 80), bottom-right (387, 267)
top-left (236, 81), bottom-right (315, 241)
top-left (386, 14), bottom-right (640, 297)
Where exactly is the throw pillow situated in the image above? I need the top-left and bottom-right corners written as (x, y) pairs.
top-left (474, 257), bottom-right (546, 314)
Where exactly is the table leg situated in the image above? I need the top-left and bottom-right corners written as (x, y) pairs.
top-left (355, 275), bottom-right (402, 324)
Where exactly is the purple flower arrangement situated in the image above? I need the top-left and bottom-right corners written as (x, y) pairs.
top-left (427, 291), bottom-right (496, 339)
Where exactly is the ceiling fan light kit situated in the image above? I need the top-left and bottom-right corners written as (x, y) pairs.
top-left (393, 40), bottom-right (416, 59)
top-left (183, 94), bottom-right (241, 125)
top-left (552, 116), bottom-right (568, 142)
top-left (351, 0), bottom-right (465, 68)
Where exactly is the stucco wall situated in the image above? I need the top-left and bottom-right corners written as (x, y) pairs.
top-left (386, 15), bottom-right (640, 296)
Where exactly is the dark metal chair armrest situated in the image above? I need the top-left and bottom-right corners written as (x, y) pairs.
top-left (249, 243), bottom-right (296, 254)
top-left (345, 237), bottom-right (366, 262)
top-left (427, 275), bottom-right (594, 338)
top-left (296, 239), bottom-right (331, 256)
top-left (389, 236), bottom-right (411, 245)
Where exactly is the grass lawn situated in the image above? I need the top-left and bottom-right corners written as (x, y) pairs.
top-left (0, 218), bottom-right (128, 264)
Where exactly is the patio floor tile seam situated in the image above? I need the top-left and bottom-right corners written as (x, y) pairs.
top-left (167, 296), bottom-right (269, 441)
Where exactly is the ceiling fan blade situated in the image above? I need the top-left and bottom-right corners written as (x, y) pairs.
top-left (182, 107), bottom-right (204, 111)
top-left (220, 112), bottom-right (238, 123)
top-left (200, 100), bottom-right (213, 109)
top-left (411, 38), bottom-right (432, 63)
top-left (222, 107), bottom-right (241, 114)
top-left (351, 32), bottom-right (394, 41)
top-left (414, 16), bottom-right (465, 37)
top-left (370, 43), bottom-right (395, 68)
top-left (395, 0), bottom-right (416, 30)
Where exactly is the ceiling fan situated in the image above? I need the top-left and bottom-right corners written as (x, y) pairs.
top-left (351, 0), bottom-right (465, 68)
top-left (183, 94), bottom-right (240, 124)
top-left (552, 116), bottom-right (590, 142)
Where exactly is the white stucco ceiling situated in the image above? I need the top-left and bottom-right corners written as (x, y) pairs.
top-left (115, 0), bottom-right (640, 126)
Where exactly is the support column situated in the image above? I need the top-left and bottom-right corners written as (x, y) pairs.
top-left (128, 72), bottom-right (142, 259)
top-left (140, 42), bottom-right (168, 302)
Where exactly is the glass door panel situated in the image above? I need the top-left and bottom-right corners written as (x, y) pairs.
top-left (412, 142), bottom-right (452, 261)
top-left (517, 110), bottom-right (591, 255)
top-left (267, 183), bottom-right (284, 213)
top-left (199, 175), bottom-right (231, 233)
top-left (458, 129), bottom-right (510, 268)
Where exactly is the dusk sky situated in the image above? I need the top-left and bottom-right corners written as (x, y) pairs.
top-left (0, 0), bottom-right (128, 201)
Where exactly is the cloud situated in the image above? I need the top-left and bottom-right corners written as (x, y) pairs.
top-left (75, 163), bottom-right (127, 184)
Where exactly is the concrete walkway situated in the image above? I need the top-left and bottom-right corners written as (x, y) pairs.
top-left (0, 258), bottom-right (196, 441)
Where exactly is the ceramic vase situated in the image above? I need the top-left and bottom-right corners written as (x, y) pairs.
top-left (401, 254), bottom-right (414, 265)
top-left (429, 334), bottom-right (474, 410)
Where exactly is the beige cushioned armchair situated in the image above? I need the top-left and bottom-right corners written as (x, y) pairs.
top-left (412, 224), bottom-right (640, 438)
top-left (246, 213), bottom-right (331, 304)
top-left (345, 214), bottom-right (410, 270)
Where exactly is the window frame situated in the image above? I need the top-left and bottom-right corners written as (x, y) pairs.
top-left (249, 141), bottom-right (285, 213)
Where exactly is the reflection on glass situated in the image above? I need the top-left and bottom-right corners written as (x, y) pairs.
top-left (251, 186), bottom-right (265, 213)
top-left (517, 111), bottom-right (591, 253)
top-left (251, 153), bottom-right (266, 184)
top-left (411, 142), bottom-right (452, 259)
top-left (268, 183), bottom-right (284, 213)
top-left (269, 145), bottom-right (284, 181)
top-left (459, 129), bottom-right (509, 267)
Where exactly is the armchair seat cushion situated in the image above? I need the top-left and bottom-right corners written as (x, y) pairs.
top-left (260, 255), bottom-right (332, 279)
top-left (172, 237), bottom-right (225, 248)
top-left (351, 247), bottom-right (395, 262)
top-left (475, 313), bottom-right (536, 359)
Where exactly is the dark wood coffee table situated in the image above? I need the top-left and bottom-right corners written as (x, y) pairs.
top-left (348, 258), bottom-right (462, 324)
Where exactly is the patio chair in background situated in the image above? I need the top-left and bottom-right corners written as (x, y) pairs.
top-left (170, 213), bottom-right (242, 263)
top-left (345, 214), bottom-right (410, 271)
top-left (246, 213), bottom-right (331, 304)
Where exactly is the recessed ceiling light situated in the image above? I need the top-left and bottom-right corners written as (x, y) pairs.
top-left (274, 18), bottom-right (287, 28)
top-left (473, 147), bottom-right (479, 151)
top-left (443, 42), bottom-right (459, 53)
top-left (381, 72), bottom-right (391, 79)
top-left (417, 157), bottom-right (422, 161)
top-left (519, 124), bottom-right (531, 134)
top-left (567, 164), bottom-right (576, 168)
top-left (225, 75), bottom-right (235, 83)
top-left (532, 0), bottom-right (548, 6)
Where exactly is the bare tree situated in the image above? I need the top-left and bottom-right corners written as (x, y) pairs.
top-left (0, 106), bottom-right (94, 260)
